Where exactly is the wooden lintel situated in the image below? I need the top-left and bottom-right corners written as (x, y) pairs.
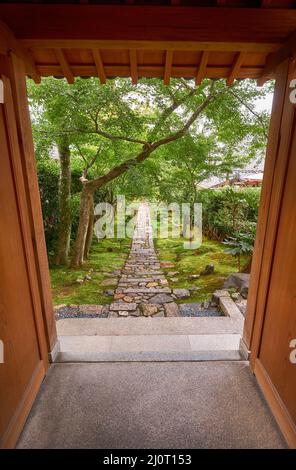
top-left (21, 39), bottom-right (279, 54)
top-left (196, 51), bottom-right (209, 85)
top-left (227, 51), bottom-right (246, 86)
top-left (129, 49), bottom-right (138, 85)
top-left (0, 21), bottom-right (40, 83)
top-left (164, 50), bottom-right (173, 86)
top-left (258, 28), bottom-right (296, 85)
top-left (92, 49), bottom-right (106, 84)
top-left (1, 5), bottom-right (295, 45)
top-left (54, 49), bottom-right (74, 84)
top-left (35, 64), bottom-right (263, 81)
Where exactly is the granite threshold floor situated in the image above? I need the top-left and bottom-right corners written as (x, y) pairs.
top-left (17, 361), bottom-right (286, 449)
top-left (55, 315), bottom-right (245, 362)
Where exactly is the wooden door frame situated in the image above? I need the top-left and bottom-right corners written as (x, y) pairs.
top-left (0, 52), bottom-right (57, 448)
top-left (9, 53), bottom-right (57, 353)
top-left (7, 52), bottom-right (58, 355)
top-left (243, 59), bottom-right (296, 448)
top-left (1, 36), bottom-right (295, 447)
top-left (243, 59), bottom-right (294, 354)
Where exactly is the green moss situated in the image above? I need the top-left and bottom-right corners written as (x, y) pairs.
top-left (50, 236), bottom-right (131, 305)
top-left (155, 235), bottom-right (247, 303)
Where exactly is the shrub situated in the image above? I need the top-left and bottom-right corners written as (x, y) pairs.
top-left (198, 187), bottom-right (260, 242)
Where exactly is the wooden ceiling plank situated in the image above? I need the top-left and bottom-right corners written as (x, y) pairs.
top-left (54, 48), bottom-right (74, 84)
top-left (0, 20), bottom-right (40, 83)
top-left (227, 51), bottom-right (246, 86)
top-left (129, 49), bottom-right (138, 85)
top-left (195, 51), bottom-right (209, 85)
top-left (92, 49), bottom-right (106, 84)
top-left (259, 28), bottom-right (296, 84)
top-left (164, 50), bottom-right (173, 85)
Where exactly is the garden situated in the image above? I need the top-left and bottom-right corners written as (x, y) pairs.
top-left (27, 76), bottom-right (271, 310)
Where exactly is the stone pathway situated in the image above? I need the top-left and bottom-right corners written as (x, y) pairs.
top-left (109, 203), bottom-right (184, 318)
top-left (54, 202), bottom-right (229, 320)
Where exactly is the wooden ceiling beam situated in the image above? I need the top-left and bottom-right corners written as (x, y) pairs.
top-left (0, 20), bottom-right (40, 83)
top-left (129, 49), bottom-right (138, 85)
top-left (92, 49), bottom-right (106, 84)
top-left (1, 5), bottom-right (296, 45)
top-left (227, 51), bottom-right (246, 86)
top-left (22, 39), bottom-right (279, 54)
top-left (258, 28), bottom-right (296, 84)
top-left (54, 49), bottom-right (74, 84)
top-left (35, 64), bottom-right (263, 80)
top-left (196, 51), bottom-right (209, 85)
top-left (164, 50), bottom-right (173, 85)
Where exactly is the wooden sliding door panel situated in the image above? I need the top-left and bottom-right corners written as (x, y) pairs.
top-left (258, 119), bottom-right (296, 424)
top-left (0, 77), bottom-right (46, 448)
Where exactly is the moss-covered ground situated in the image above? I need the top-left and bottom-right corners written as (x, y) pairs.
top-left (50, 228), bottom-right (246, 306)
top-left (50, 237), bottom-right (130, 305)
top-left (155, 235), bottom-right (245, 303)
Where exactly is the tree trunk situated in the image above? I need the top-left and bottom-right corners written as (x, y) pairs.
top-left (71, 186), bottom-right (93, 267)
top-left (54, 139), bottom-right (72, 265)
top-left (84, 194), bottom-right (94, 260)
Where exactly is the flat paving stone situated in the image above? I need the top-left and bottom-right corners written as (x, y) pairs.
top-left (173, 288), bottom-right (190, 299)
top-left (149, 293), bottom-right (174, 304)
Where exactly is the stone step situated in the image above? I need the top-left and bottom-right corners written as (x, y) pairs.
top-left (56, 317), bottom-right (244, 337)
top-left (57, 350), bottom-right (243, 362)
top-left (120, 287), bottom-right (172, 294)
top-left (123, 271), bottom-right (163, 276)
top-left (120, 276), bottom-right (165, 281)
top-left (109, 302), bottom-right (137, 311)
top-left (56, 333), bottom-right (243, 362)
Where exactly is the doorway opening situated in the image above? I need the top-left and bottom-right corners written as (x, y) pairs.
top-left (27, 74), bottom-right (274, 361)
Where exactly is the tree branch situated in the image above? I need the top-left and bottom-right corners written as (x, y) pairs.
top-left (93, 126), bottom-right (148, 146)
top-left (228, 89), bottom-right (268, 139)
top-left (86, 81), bottom-right (217, 192)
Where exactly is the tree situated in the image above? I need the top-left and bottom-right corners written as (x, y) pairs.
top-left (27, 79), bottom-right (78, 265)
top-left (70, 79), bottom-right (217, 266)
top-left (54, 137), bottom-right (71, 265)
top-left (28, 76), bottom-right (271, 267)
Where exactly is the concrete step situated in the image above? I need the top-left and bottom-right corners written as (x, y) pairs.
top-left (56, 316), bottom-right (244, 336)
top-left (56, 350), bottom-right (242, 362)
top-left (56, 333), bottom-right (243, 362)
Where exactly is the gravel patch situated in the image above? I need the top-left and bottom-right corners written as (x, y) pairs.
top-left (179, 303), bottom-right (223, 318)
top-left (55, 305), bottom-right (109, 320)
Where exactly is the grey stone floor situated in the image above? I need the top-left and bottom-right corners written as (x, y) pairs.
top-left (17, 361), bottom-right (286, 449)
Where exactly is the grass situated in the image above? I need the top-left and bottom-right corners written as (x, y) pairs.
top-left (50, 237), bottom-right (131, 306)
top-left (155, 235), bottom-right (247, 303)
